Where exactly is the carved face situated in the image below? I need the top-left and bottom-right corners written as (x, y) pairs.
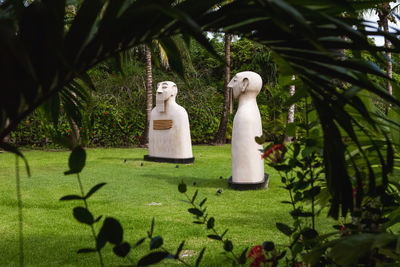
top-left (156, 81), bottom-right (177, 112)
top-left (228, 74), bottom-right (249, 99)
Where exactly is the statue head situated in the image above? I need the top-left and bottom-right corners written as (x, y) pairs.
top-left (228, 71), bottom-right (262, 100)
top-left (156, 81), bottom-right (178, 112)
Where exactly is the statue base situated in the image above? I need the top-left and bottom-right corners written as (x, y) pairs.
top-left (144, 155), bottom-right (195, 164)
top-left (228, 174), bottom-right (269, 190)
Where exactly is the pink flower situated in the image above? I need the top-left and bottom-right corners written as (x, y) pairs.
top-left (93, 132), bottom-right (96, 135)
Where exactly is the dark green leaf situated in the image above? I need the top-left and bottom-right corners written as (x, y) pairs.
top-left (158, 37), bottom-right (185, 77)
top-left (223, 240), bottom-right (233, 252)
top-left (207, 217), bottom-right (215, 229)
top-left (135, 237), bottom-right (146, 248)
top-left (207, 234), bottom-right (222, 241)
top-left (113, 242), bottom-right (131, 257)
top-left (150, 236), bottom-right (163, 250)
top-left (239, 247), bottom-right (248, 264)
top-left (65, 146), bottom-right (86, 175)
top-left (77, 248), bottom-right (96, 254)
top-left (199, 197), bottom-right (207, 207)
top-left (149, 218), bottom-right (155, 238)
top-left (60, 194), bottom-right (83, 201)
top-left (178, 181), bottom-right (187, 193)
top-left (188, 208), bottom-right (203, 217)
top-left (94, 215), bottom-right (103, 223)
top-left (192, 189), bottom-right (198, 203)
top-left (255, 134), bottom-right (266, 144)
top-left (302, 228), bottom-right (318, 240)
top-left (138, 251), bottom-right (169, 266)
top-left (175, 241), bottom-right (185, 259)
top-left (293, 143), bottom-right (301, 158)
top-left (276, 223), bottom-right (293, 236)
top-left (277, 250), bottom-right (287, 260)
top-left (195, 248), bottom-right (206, 267)
top-left (85, 183), bottom-right (106, 199)
top-left (263, 241), bottom-right (275, 251)
top-left (65, 0), bottom-right (104, 61)
top-left (73, 207), bottom-right (94, 225)
top-left (221, 229), bottom-right (228, 239)
top-left (99, 217), bottom-right (123, 245)
top-left (274, 164), bottom-right (290, 171)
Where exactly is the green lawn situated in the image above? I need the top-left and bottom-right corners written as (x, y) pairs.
top-left (0, 146), bottom-right (335, 266)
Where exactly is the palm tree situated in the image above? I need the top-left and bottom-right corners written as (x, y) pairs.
top-left (139, 45), bottom-right (153, 146)
top-left (376, 2), bottom-right (399, 108)
top-left (213, 33), bottom-right (231, 145)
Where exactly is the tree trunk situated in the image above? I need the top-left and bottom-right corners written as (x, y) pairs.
top-left (140, 45), bottom-right (153, 146)
top-left (287, 75), bottom-right (296, 124)
top-left (285, 75), bottom-right (296, 142)
top-left (70, 92), bottom-right (81, 146)
top-left (213, 33), bottom-right (231, 145)
top-left (70, 118), bottom-right (81, 146)
top-left (378, 3), bottom-right (392, 113)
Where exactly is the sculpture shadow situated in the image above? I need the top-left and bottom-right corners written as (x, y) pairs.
top-left (141, 173), bottom-right (229, 189)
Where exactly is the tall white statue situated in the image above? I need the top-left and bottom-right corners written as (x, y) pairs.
top-left (144, 81), bottom-right (194, 163)
top-left (228, 71), bottom-right (267, 189)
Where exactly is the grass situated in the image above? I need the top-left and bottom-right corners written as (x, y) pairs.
top-left (0, 145), bottom-right (336, 266)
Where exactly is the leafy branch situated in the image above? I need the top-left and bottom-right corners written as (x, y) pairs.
top-left (178, 181), bottom-right (248, 266)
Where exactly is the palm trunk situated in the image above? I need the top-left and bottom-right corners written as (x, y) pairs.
top-left (378, 3), bottom-right (392, 114)
top-left (287, 75), bottom-right (296, 124)
top-left (140, 45), bottom-right (153, 146)
top-left (70, 92), bottom-right (81, 146)
top-left (285, 75), bottom-right (296, 142)
top-left (213, 33), bottom-right (231, 145)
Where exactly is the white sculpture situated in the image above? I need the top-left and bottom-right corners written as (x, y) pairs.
top-left (229, 71), bottom-right (267, 189)
top-left (145, 81), bottom-right (194, 163)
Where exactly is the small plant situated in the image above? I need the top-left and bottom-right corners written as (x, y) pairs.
top-left (178, 180), bottom-right (248, 266)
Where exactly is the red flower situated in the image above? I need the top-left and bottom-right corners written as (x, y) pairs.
top-left (111, 73), bottom-right (115, 76)
top-left (25, 122), bottom-right (29, 125)
top-left (93, 132), bottom-right (96, 135)
top-left (104, 112), bottom-right (107, 115)
top-left (248, 245), bottom-right (265, 267)
top-left (262, 144), bottom-right (286, 163)
top-left (138, 135), bottom-right (141, 139)
top-left (67, 130), bottom-right (70, 133)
